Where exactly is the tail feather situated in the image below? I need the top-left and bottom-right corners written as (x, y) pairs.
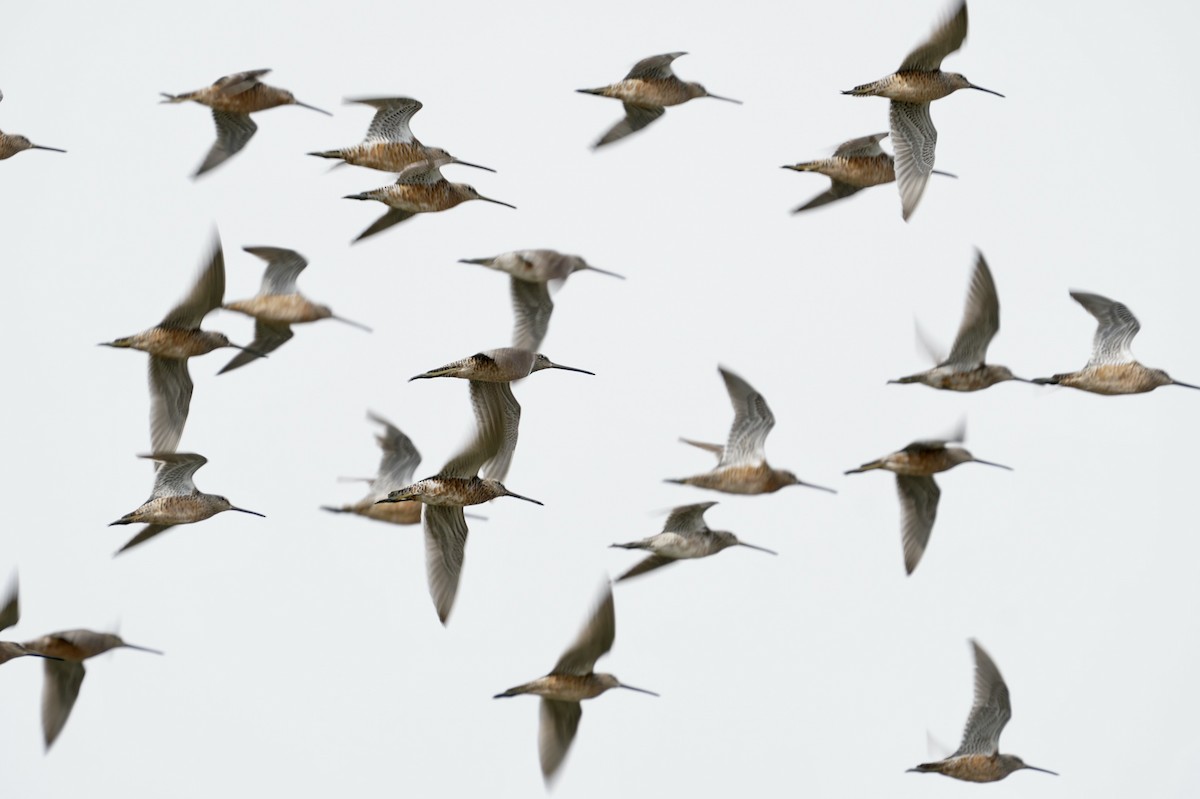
top-left (493, 684), bottom-right (532, 698)
top-left (319, 505), bottom-right (348, 514)
top-left (308, 149), bottom-right (346, 160)
top-left (159, 92), bottom-right (190, 104)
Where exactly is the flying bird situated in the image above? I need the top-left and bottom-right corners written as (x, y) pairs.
top-left (668, 366), bottom-right (836, 495)
top-left (321, 411), bottom-right (425, 525)
top-left (494, 584), bottom-right (657, 784)
top-left (1033, 291), bottom-right (1199, 394)
top-left (459, 250), bottom-right (624, 352)
top-left (908, 640), bottom-right (1057, 782)
top-left (0, 577), bottom-right (64, 666)
top-left (22, 629), bottom-right (161, 749)
top-left (845, 423), bottom-right (1010, 574)
top-left (161, 69), bottom-right (330, 177)
top-left (109, 453), bottom-right (265, 555)
top-left (578, 52), bottom-right (740, 148)
top-left (0, 90), bottom-right (66, 159)
top-left (219, 246), bottom-right (370, 374)
top-left (842, 1), bottom-right (1002, 219)
top-left (889, 250), bottom-right (1028, 390)
top-left (611, 502), bottom-right (776, 581)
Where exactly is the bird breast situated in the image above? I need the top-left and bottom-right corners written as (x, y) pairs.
top-left (200, 84), bottom-right (293, 114)
top-left (335, 141), bottom-right (428, 172)
top-left (879, 72), bottom-right (960, 103)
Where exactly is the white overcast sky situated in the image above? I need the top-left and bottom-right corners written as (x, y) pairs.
top-left (2, 1), bottom-right (1199, 796)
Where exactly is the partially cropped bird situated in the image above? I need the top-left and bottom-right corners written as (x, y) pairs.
top-left (0, 577), bottom-right (64, 666)
top-left (161, 69), bottom-right (330, 177)
top-left (908, 640), bottom-right (1057, 782)
top-left (0, 90), bottom-right (66, 159)
top-left (611, 502), bottom-right (776, 581)
top-left (578, 52), bottom-right (740, 148)
top-left (321, 411), bottom-right (425, 525)
top-left (494, 584), bottom-right (657, 784)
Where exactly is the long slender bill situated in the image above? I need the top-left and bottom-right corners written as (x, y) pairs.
top-left (738, 542), bottom-right (778, 556)
top-left (1171, 379), bottom-right (1200, 389)
top-left (968, 84), bottom-right (1005, 97)
top-left (121, 643), bottom-right (165, 655)
top-left (331, 315), bottom-right (373, 332)
top-left (503, 490), bottom-right (544, 506)
top-left (971, 458), bottom-right (1013, 470)
top-left (31, 144), bottom-right (66, 153)
top-left (295, 101), bottom-right (333, 116)
top-left (705, 93), bottom-right (743, 104)
top-left (230, 507), bottom-right (267, 517)
top-left (477, 196), bottom-right (517, 209)
top-left (546, 361), bottom-right (595, 375)
top-left (452, 159), bottom-right (496, 173)
top-left (799, 480), bottom-right (837, 494)
top-left (618, 683), bottom-right (660, 696)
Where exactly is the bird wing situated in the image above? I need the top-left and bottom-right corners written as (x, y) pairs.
top-left (896, 475), bottom-right (940, 575)
top-left (889, 101), bottom-right (937, 221)
top-left (194, 110), bottom-right (258, 177)
top-left (42, 658), bottom-right (86, 749)
top-left (615, 554), bottom-right (676, 582)
top-left (478, 382), bottom-right (522, 483)
top-left (551, 585), bottom-right (616, 676)
top-left (538, 699), bottom-right (583, 783)
top-left (366, 411), bottom-right (422, 500)
top-left (953, 639), bottom-right (1012, 756)
top-left (625, 52), bottom-right (687, 80)
top-left (353, 208), bottom-right (417, 243)
top-left (218, 320), bottom-right (293, 375)
top-left (0, 578), bottom-right (17, 633)
top-left (441, 381), bottom-right (515, 479)
top-left (1071, 291), bottom-right (1141, 365)
top-left (717, 366), bottom-right (774, 467)
top-left (145, 452), bottom-right (206, 498)
top-left (594, 103), bottom-right (665, 148)
top-left (662, 502), bottom-right (717, 534)
top-left (899, 1), bottom-right (968, 71)
top-left (349, 96), bottom-right (423, 144)
top-left (116, 525), bottom-right (171, 555)
top-left (511, 278), bottom-right (554, 353)
top-left (148, 356), bottom-right (194, 455)
top-left (213, 69), bottom-right (270, 94)
top-left (160, 237), bottom-right (226, 329)
top-left (243, 246), bottom-right (308, 295)
top-left (943, 250), bottom-right (1000, 368)
top-left (423, 505), bottom-right (468, 625)
top-left (833, 132), bottom-right (888, 158)
top-left (394, 163), bottom-right (446, 185)
top-left (791, 180), bottom-right (865, 214)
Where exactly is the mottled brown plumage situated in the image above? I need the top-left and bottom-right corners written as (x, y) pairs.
top-left (0, 89), bottom-right (66, 159)
top-left (344, 164), bottom-right (514, 242)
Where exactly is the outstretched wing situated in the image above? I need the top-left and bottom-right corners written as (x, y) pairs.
top-left (717, 367), bottom-right (774, 467)
top-left (899, 1), bottom-right (968, 72)
top-left (195, 111), bottom-right (258, 177)
top-left (1071, 291), bottom-right (1140, 365)
top-left (953, 639), bottom-right (1012, 756)
top-left (943, 251), bottom-right (1000, 369)
top-left (42, 658), bottom-right (86, 749)
top-left (594, 104), bottom-right (665, 148)
top-left (625, 52), bottom-right (686, 80)
top-left (511, 279), bottom-right (553, 353)
top-left (551, 585), bottom-right (615, 676)
top-left (538, 699), bottom-right (583, 783)
top-left (896, 474), bottom-right (940, 575)
top-left (424, 505), bottom-right (469, 625)
top-left (889, 101), bottom-right (937, 221)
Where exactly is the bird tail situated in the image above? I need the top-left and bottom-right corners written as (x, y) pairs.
top-left (319, 505), bottom-right (349, 514)
top-left (159, 92), bottom-right (194, 104)
top-left (308, 149), bottom-right (347, 161)
top-left (576, 87), bottom-right (608, 97)
top-left (493, 683), bottom-right (534, 699)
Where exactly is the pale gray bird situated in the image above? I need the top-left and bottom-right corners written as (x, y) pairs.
top-left (611, 502), bottom-right (776, 581)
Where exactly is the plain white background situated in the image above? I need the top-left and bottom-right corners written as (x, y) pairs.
top-left (2, 1), bottom-right (1198, 795)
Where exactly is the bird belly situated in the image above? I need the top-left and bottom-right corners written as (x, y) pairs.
top-left (605, 79), bottom-right (690, 107)
top-left (822, 156), bottom-right (895, 187)
top-left (229, 294), bottom-right (326, 324)
top-left (879, 73), bottom-right (955, 103)
top-left (1062, 364), bottom-right (1160, 395)
top-left (938, 754), bottom-right (1007, 782)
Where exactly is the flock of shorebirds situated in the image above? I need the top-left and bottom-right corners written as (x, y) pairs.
top-left (2, 0), bottom-right (1194, 788)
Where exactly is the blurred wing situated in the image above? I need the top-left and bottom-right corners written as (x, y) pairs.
top-left (944, 251), bottom-right (1000, 368)
top-left (552, 585), bottom-right (615, 676)
top-left (243, 246), bottom-right (308, 295)
top-left (511, 279), bottom-right (554, 353)
top-left (116, 524), bottom-right (171, 555)
top-left (718, 367), bottom-right (774, 467)
top-left (889, 101), bottom-right (937, 221)
top-left (0, 578), bottom-right (17, 633)
top-left (833, 132), bottom-right (888, 158)
top-left (42, 659), bottom-right (86, 749)
top-left (538, 699), bottom-right (582, 783)
top-left (594, 104), bottom-right (665, 148)
top-left (615, 554), bottom-right (675, 582)
top-left (161, 238), bottom-right (226, 329)
top-left (368, 411), bottom-right (422, 498)
top-left (791, 181), bottom-right (864, 214)
top-left (625, 52), bottom-right (685, 79)
top-left (662, 502), bottom-right (716, 534)
top-left (353, 208), bottom-right (417, 242)
top-left (352, 97), bottom-right (422, 143)
top-left (218, 321), bottom-right (292, 374)
top-left (442, 381), bottom-right (519, 481)
top-left (896, 475), bottom-right (940, 575)
top-left (194, 111), bottom-right (257, 177)
top-left (424, 505), bottom-right (468, 625)
top-left (954, 640), bottom-right (1012, 756)
top-left (214, 69), bottom-right (270, 94)
top-left (148, 452), bottom-right (206, 497)
top-left (148, 356), bottom-right (193, 455)
top-left (1071, 291), bottom-right (1140, 365)
top-left (899, 1), bottom-right (968, 71)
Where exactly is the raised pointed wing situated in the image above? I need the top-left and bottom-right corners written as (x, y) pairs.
top-left (538, 699), bottom-right (583, 782)
top-left (890, 101), bottom-right (937, 221)
top-left (717, 366), bottom-right (775, 467)
top-left (366, 411), bottom-right (422, 499)
top-left (792, 180), bottom-right (865, 214)
top-left (0, 577), bottom-right (17, 633)
top-left (348, 97), bottom-right (423, 143)
top-left (943, 250), bottom-right (1000, 368)
top-left (478, 382), bottom-right (522, 483)
top-left (551, 585), bottom-right (615, 676)
top-left (243, 246), bottom-right (308, 295)
top-left (144, 452), bottom-right (207, 499)
top-left (1071, 291), bottom-right (1140, 365)
top-left (615, 554), bottom-right (675, 582)
top-left (160, 238), bottom-right (226, 329)
top-left (899, 1), bottom-right (968, 72)
top-left (511, 278), bottom-right (553, 352)
top-left (594, 103), bottom-right (665, 148)
top-left (213, 69), bottom-right (270, 94)
top-left (424, 505), bottom-right (468, 625)
top-left (896, 474), bottom-right (940, 575)
top-left (218, 320), bottom-right (292, 374)
top-left (625, 52), bottom-right (687, 80)
top-left (148, 356), bottom-right (193, 454)
top-left (833, 132), bottom-right (888, 158)
top-left (662, 502), bottom-right (717, 534)
top-left (42, 658), bottom-right (86, 749)
top-left (195, 111), bottom-right (258, 177)
top-left (954, 639), bottom-right (1012, 756)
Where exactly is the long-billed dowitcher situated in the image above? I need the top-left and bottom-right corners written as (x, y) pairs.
top-left (0, 90), bottom-right (66, 159)
top-left (219, 246), bottom-right (370, 374)
top-left (494, 584), bottom-right (657, 783)
top-left (578, 52), bottom-right (741, 148)
top-left (611, 502), bottom-right (776, 582)
top-left (668, 366), bottom-right (835, 495)
top-left (321, 411), bottom-right (424, 525)
top-left (845, 423), bottom-right (1010, 574)
top-left (909, 640), bottom-right (1056, 782)
top-left (376, 377), bottom-right (544, 624)
top-left (889, 250), bottom-right (1028, 390)
top-left (101, 236), bottom-right (262, 453)
top-left (344, 163), bottom-right (515, 243)
top-left (459, 250), bottom-right (624, 352)
top-left (843, 1), bottom-right (1002, 219)
top-left (22, 629), bottom-right (162, 749)
top-left (161, 69), bottom-right (330, 177)
top-left (1032, 291), bottom-right (1199, 394)
top-left (410, 348), bottom-right (593, 481)
top-left (783, 132), bottom-right (955, 214)
top-left (109, 453), bottom-right (264, 555)
top-left (0, 577), bottom-right (64, 666)
top-left (308, 96), bottom-right (494, 175)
